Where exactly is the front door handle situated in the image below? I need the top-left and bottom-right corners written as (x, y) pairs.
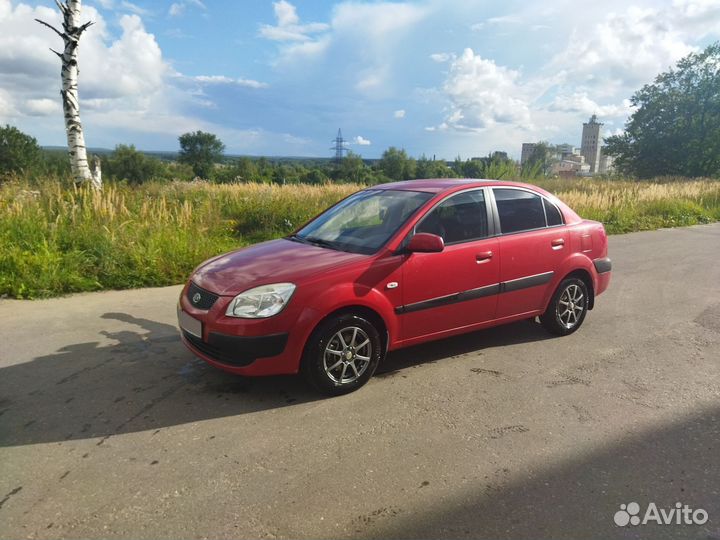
top-left (551, 239), bottom-right (565, 249)
top-left (476, 251), bottom-right (494, 263)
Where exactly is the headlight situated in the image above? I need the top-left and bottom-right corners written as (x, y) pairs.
top-left (225, 283), bottom-right (296, 318)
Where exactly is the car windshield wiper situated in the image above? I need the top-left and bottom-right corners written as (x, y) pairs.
top-left (304, 236), bottom-right (342, 249)
top-left (287, 234), bottom-right (349, 252)
top-left (286, 233), bottom-right (312, 245)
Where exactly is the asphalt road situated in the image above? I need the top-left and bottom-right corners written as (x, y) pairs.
top-left (1, 223), bottom-right (719, 540)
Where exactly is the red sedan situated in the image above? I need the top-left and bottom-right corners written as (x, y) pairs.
top-left (178, 179), bottom-right (611, 395)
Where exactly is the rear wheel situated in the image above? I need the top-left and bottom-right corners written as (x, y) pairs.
top-left (301, 314), bottom-right (383, 395)
top-left (540, 278), bottom-right (588, 336)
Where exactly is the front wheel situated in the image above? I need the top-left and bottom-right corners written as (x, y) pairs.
top-left (301, 314), bottom-right (383, 396)
top-left (540, 278), bottom-right (589, 336)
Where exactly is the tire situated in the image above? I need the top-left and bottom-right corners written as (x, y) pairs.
top-left (540, 277), bottom-right (589, 336)
top-left (301, 314), bottom-right (383, 396)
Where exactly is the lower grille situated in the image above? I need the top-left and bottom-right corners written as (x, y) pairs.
top-left (182, 331), bottom-right (256, 367)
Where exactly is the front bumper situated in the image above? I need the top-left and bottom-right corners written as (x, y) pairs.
top-left (177, 280), bottom-right (319, 376)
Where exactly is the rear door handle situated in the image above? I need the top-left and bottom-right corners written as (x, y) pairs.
top-left (476, 251), bottom-right (494, 263)
top-left (551, 239), bottom-right (565, 249)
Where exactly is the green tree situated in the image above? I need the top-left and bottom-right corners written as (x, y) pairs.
top-left (416, 155), bottom-right (456, 179)
top-left (301, 167), bottom-right (329, 185)
top-left (334, 151), bottom-right (366, 183)
top-left (523, 141), bottom-right (552, 176)
top-left (37, 149), bottom-right (71, 177)
top-left (605, 42), bottom-right (720, 178)
top-left (377, 147), bottom-right (416, 181)
top-left (104, 144), bottom-right (163, 184)
top-left (0, 125), bottom-right (41, 175)
top-left (178, 131), bottom-right (225, 178)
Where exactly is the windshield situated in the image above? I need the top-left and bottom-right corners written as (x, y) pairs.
top-left (292, 189), bottom-right (433, 254)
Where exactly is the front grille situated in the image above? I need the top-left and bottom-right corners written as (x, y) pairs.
top-left (187, 282), bottom-right (219, 310)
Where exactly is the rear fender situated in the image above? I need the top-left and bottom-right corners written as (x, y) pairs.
top-left (541, 253), bottom-right (597, 312)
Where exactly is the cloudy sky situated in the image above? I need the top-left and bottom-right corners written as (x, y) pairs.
top-left (1, 0), bottom-right (719, 159)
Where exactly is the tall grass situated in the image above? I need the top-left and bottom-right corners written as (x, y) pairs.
top-left (1, 176), bottom-right (719, 298)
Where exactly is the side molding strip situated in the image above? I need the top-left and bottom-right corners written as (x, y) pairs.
top-left (500, 271), bottom-right (554, 293)
top-left (395, 271), bottom-right (554, 314)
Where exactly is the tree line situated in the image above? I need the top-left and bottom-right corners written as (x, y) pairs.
top-left (0, 126), bottom-right (536, 185)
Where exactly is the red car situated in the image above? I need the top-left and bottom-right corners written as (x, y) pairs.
top-left (178, 179), bottom-right (611, 395)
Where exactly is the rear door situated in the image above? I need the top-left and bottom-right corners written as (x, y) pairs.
top-left (398, 188), bottom-right (499, 341)
top-left (491, 188), bottom-right (568, 319)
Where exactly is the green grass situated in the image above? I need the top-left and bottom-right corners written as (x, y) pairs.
top-left (1, 176), bottom-right (719, 298)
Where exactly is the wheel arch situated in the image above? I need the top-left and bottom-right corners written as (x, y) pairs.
top-left (301, 304), bottom-right (390, 363)
top-left (561, 268), bottom-right (595, 310)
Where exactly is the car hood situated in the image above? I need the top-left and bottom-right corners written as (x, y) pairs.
top-left (192, 238), bottom-right (368, 295)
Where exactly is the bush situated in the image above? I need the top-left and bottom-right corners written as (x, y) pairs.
top-left (103, 144), bottom-right (165, 184)
top-left (0, 125), bottom-right (42, 176)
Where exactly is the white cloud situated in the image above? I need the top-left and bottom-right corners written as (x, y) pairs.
top-left (548, 92), bottom-right (633, 118)
top-left (274, 0), bottom-right (298, 26)
top-left (551, 3), bottom-right (711, 92)
top-left (353, 135), bottom-right (371, 145)
top-left (266, 1), bottom-right (429, 95)
top-left (24, 98), bottom-right (60, 116)
top-left (435, 48), bottom-right (532, 132)
top-left (191, 75), bottom-right (269, 89)
top-left (96, 1), bottom-right (150, 16)
top-left (430, 53), bottom-right (450, 63)
top-left (276, 35), bottom-right (331, 62)
top-left (259, 0), bottom-right (329, 42)
top-left (471, 15), bottom-right (521, 31)
top-left (119, 2), bottom-right (150, 16)
top-left (0, 88), bottom-right (16, 117)
top-left (168, 0), bottom-right (205, 17)
top-left (394, 109), bottom-right (406, 119)
top-left (0, 1), bottom-right (268, 149)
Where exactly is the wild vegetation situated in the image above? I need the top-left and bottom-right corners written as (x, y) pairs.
top-left (605, 42), bottom-right (720, 178)
top-left (2, 43), bottom-right (719, 299)
top-left (1, 174), bottom-right (718, 298)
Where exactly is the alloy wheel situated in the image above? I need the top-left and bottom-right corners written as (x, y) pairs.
top-left (323, 326), bottom-right (372, 384)
top-left (557, 284), bottom-right (585, 330)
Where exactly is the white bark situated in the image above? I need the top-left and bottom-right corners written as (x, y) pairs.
top-left (37, 0), bottom-right (101, 189)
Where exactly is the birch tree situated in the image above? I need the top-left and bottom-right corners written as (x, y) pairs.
top-left (36, 0), bottom-right (101, 189)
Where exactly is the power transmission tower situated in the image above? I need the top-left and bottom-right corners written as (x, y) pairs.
top-left (331, 128), bottom-right (349, 162)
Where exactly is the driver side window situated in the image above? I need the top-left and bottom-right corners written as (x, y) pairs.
top-left (416, 190), bottom-right (488, 244)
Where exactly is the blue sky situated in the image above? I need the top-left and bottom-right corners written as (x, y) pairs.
top-left (1, 0), bottom-right (719, 159)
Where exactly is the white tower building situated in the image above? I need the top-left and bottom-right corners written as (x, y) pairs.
top-left (581, 115), bottom-right (603, 174)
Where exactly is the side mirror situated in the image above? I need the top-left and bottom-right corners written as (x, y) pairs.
top-left (407, 232), bottom-right (444, 253)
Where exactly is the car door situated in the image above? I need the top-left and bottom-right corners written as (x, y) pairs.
top-left (398, 188), bottom-right (500, 341)
top-left (491, 187), bottom-right (568, 319)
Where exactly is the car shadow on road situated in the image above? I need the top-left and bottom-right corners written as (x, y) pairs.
top-left (1, 313), bottom-right (551, 448)
top-left (378, 318), bottom-right (552, 377)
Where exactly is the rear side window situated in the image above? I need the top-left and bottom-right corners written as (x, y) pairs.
top-left (493, 189), bottom-right (546, 234)
top-left (416, 190), bottom-right (488, 244)
top-left (544, 199), bottom-right (563, 226)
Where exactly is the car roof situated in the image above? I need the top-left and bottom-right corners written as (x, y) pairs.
top-left (372, 178), bottom-right (549, 195)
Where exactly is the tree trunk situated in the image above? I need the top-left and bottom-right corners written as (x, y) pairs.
top-left (37, 0), bottom-right (101, 189)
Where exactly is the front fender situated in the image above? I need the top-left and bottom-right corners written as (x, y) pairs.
top-left (304, 282), bottom-right (400, 349)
